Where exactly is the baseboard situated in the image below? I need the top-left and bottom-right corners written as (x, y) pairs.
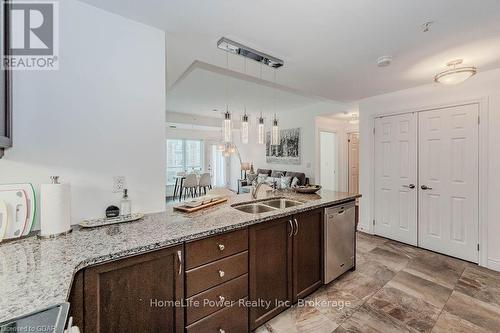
top-left (487, 259), bottom-right (500, 272)
top-left (357, 223), bottom-right (371, 234)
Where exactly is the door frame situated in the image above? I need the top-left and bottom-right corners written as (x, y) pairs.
top-left (369, 97), bottom-right (489, 267)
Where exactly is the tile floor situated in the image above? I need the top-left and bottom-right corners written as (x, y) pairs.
top-left (256, 232), bottom-right (500, 333)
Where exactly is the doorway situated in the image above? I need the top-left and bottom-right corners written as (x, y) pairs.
top-left (347, 132), bottom-right (359, 194)
top-left (374, 103), bottom-right (479, 262)
top-left (320, 131), bottom-right (338, 191)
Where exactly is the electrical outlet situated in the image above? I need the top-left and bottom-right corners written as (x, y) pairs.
top-left (113, 176), bottom-right (126, 193)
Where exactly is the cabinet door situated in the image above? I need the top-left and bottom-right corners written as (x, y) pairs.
top-left (84, 245), bottom-right (184, 333)
top-left (249, 217), bottom-right (293, 330)
top-left (292, 209), bottom-right (323, 302)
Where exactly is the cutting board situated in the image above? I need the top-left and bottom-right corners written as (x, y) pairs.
top-left (0, 183), bottom-right (36, 236)
top-left (0, 200), bottom-right (7, 242)
top-left (0, 189), bottom-right (28, 239)
top-left (174, 197), bottom-right (228, 213)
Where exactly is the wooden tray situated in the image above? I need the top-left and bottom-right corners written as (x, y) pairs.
top-left (79, 213), bottom-right (145, 228)
top-left (174, 197), bottom-right (228, 213)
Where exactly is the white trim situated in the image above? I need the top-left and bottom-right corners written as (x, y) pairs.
top-left (369, 97), bottom-right (489, 267)
top-left (488, 259), bottom-right (500, 272)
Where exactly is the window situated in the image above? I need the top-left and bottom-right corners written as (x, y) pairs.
top-left (166, 139), bottom-right (203, 185)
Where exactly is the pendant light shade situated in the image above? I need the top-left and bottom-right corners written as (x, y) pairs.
top-left (435, 59), bottom-right (477, 85)
top-left (271, 115), bottom-right (280, 146)
top-left (223, 110), bottom-right (232, 143)
top-left (241, 112), bottom-right (249, 144)
top-left (258, 114), bottom-right (265, 145)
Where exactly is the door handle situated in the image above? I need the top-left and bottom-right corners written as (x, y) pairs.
top-left (421, 185), bottom-right (433, 190)
top-left (293, 218), bottom-right (299, 236)
top-left (288, 220), bottom-right (294, 237)
top-left (177, 250), bottom-right (182, 276)
top-left (403, 184), bottom-right (416, 189)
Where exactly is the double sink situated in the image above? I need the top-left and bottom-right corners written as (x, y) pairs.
top-left (232, 198), bottom-right (304, 214)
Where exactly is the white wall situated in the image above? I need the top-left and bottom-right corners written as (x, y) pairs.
top-left (0, 0), bottom-right (167, 228)
top-left (358, 67), bottom-right (500, 271)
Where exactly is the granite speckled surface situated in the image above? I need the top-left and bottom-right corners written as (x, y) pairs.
top-left (0, 190), bottom-right (360, 322)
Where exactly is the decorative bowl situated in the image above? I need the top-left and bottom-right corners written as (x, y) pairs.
top-left (294, 185), bottom-right (322, 194)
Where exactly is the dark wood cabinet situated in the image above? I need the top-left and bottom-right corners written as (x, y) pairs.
top-left (249, 217), bottom-right (293, 330)
top-left (292, 209), bottom-right (323, 302)
top-left (74, 245), bottom-right (184, 333)
top-left (249, 208), bottom-right (324, 329)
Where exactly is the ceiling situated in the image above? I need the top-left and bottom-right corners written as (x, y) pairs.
top-left (166, 61), bottom-right (342, 117)
top-left (81, 0), bottom-right (500, 102)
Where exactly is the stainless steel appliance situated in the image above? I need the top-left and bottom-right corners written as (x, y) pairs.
top-left (0, 303), bottom-right (71, 333)
top-left (324, 201), bottom-right (356, 284)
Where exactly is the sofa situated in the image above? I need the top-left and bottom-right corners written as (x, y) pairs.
top-left (239, 168), bottom-right (309, 194)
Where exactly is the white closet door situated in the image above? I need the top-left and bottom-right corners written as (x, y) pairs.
top-left (374, 114), bottom-right (418, 245)
top-left (418, 104), bottom-right (479, 262)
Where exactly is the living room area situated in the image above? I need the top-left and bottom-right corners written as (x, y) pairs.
top-left (165, 61), bottom-right (359, 202)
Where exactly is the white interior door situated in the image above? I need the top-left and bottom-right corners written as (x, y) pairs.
top-left (348, 133), bottom-right (359, 194)
top-left (374, 114), bottom-right (418, 245)
top-left (320, 131), bottom-right (337, 190)
top-left (418, 104), bottom-right (479, 262)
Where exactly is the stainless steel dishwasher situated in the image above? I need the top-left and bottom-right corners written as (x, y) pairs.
top-left (324, 201), bottom-right (356, 284)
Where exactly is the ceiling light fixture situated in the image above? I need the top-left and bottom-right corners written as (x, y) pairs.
top-left (377, 56), bottom-right (392, 67)
top-left (223, 109), bottom-right (232, 143)
top-left (434, 59), bottom-right (477, 85)
top-left (257, 113), bottom-right (265, 145)
top-left (217, 37), bottom-right (284, 68)
top-left (271, 114), bottom-right (280, 146)
top-left (241, 110), bottom-right (249, 144)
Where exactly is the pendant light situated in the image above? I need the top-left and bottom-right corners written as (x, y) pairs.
top-left (223, 109), bottom-right (232, 143)
top-left (435, 59), bottom-right (477, 85)
top-left (241, 110), bottom-right (249, 144)
top-left (271, 69), bottom-right (280, 146)
top-left (271, 114), bottom-right (280, 146)
top-left (258, 113), bottom-right (265, 145)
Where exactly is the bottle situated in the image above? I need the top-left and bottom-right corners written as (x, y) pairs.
top-left (120, 189), bottom-right (131, 216)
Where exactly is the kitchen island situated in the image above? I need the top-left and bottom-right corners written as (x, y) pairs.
top-left (0, 189), bottom-right (360, 331)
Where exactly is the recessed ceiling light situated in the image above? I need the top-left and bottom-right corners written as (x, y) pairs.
top-left (434, 59), bottom-right (477, 85)
top-left (377, 56), bottom-right (392, 67)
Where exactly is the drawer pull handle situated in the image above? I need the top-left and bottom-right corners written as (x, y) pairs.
top-left (218, 295), bottom-right (225, 302)
top-left (218, 270), bottom-right (225, 278)
top-left (218, 244), bottom-right (225, 251)
top-left (219, 329), bottom-right (226, 333)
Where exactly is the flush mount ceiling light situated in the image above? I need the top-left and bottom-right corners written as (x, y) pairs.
top-left (434, 59), bottom-right (477, 85)
top-left (217, 37), bottom-right (284, 68)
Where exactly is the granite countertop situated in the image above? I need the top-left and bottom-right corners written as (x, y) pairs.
top-left (0, 189), bottom-right (360, 322)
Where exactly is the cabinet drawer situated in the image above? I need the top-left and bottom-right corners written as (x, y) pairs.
top-left (186, 297), bottom-right (249, 333)
top-left (186, 252), bottom-right (248, 297)
top-left (186, 274), bottom-right (248, 325)
top-left (186, 228), bottom-right (248, 269)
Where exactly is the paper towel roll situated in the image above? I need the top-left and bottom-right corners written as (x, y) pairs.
top-left (40, 183), bottom-right (71, 237)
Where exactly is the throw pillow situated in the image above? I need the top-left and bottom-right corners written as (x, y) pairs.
top-left (280, 176), bottom-right (292, 189)
top-left (257, 173), bottom-right (268, 184)
top-left (291, 177), bottom-right (300, 188)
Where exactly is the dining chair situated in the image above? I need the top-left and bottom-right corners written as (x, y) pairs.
top-left (198, 173), bottom-right (212, 195)
top-left (182, 173), bottom-right (199, 200)
top-left (173, 172), bottom-right (187, 199)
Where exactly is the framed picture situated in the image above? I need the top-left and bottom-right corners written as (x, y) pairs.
top-left (266, 128), bottom-right (301, 165)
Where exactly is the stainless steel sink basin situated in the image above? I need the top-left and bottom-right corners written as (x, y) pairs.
top-left (261, 198), bottom-right (304, 209)
top-left (233, 203), bottom-right (277, 214)
top-left (232, 198), bottom-right (304, 214)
